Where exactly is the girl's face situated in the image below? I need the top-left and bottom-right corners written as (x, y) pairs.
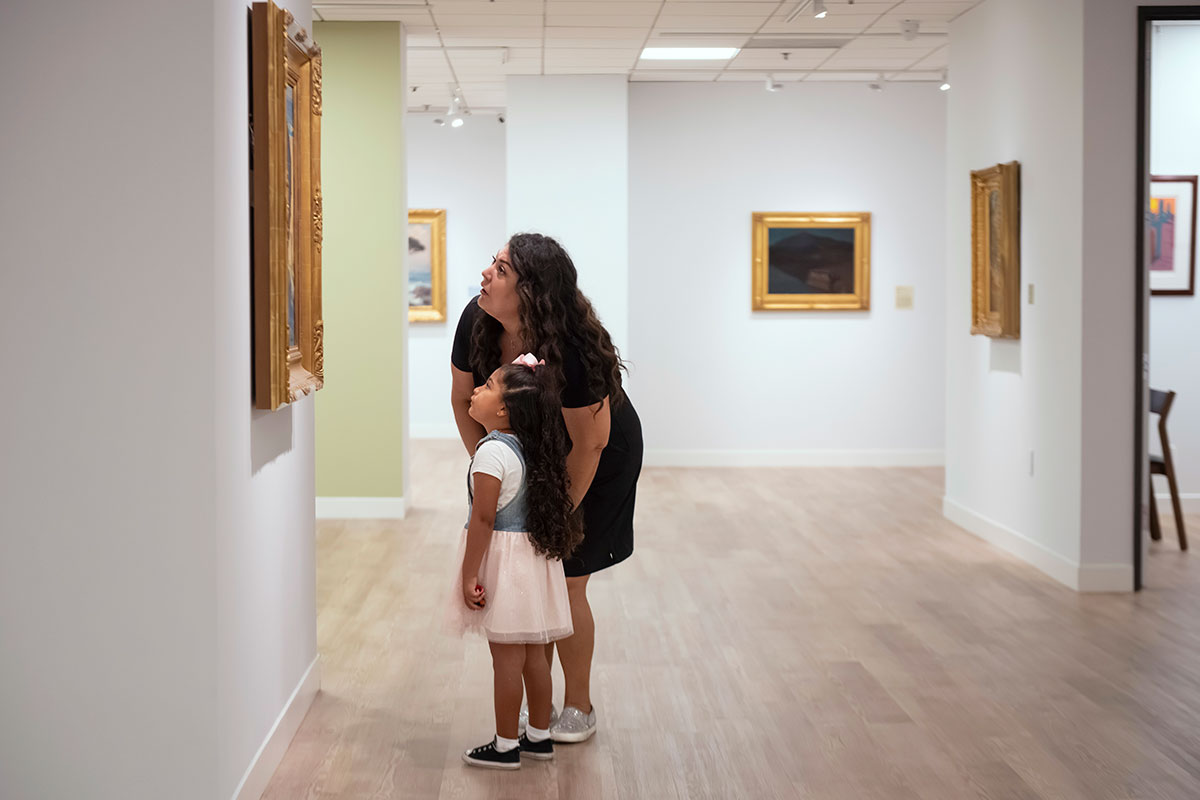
top-left (478, 245), bottom-right (520, 321)
top-left (468, 368), bottom-right (508, 429)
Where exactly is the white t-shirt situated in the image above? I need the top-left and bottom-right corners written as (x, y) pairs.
top-left (470, 439), bottom-right (525, 510)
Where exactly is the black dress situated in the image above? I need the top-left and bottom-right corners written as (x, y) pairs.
top-left (451, 297), bottom-right (642, 577)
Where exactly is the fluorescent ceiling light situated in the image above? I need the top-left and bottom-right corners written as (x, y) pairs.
top-left (640, 47), bottom-right (740, 60)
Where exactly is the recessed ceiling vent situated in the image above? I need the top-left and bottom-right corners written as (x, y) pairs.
top-left (743, 37), bottom-right (852, 49)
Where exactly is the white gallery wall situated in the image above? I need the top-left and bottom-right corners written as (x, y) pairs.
top-left (215, 1), bottom-right (319, 799)
top-left (507, 76), bottom-right (631, 361)
top-left (1, 1), bottom-right (318, 797)
top-left (945, 0), bottom-right (1199, 591)
top-left (1148, 22), bottom-right (1200, 510)
top-left (629, 82), bottom-right (947, 465)
top-left (407, 114), bottom-right (507, 438)
top-left (944, 0), bottom-right (1091, 587)
top-left (405, 79), bottom-right (947, 465)
top-left (1, 2), bottom-right (218, 796)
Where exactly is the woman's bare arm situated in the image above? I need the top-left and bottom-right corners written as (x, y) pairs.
top-left (451, 366), bottom-right (486, 456)
top-left (562, 398), bottom-right (611, 509)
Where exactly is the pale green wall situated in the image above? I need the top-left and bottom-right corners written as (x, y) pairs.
top-left (315, 22), bottom-right (406, 497)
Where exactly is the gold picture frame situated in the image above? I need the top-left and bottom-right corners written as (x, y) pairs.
top-left (752, 212), bottom-right (871, 311)
top-left (251, 1), bottom-right (324, 410)
top-left (408, 209), bottom-right (447, 323)
top-left (970, 161), bottom-right (1021, 339)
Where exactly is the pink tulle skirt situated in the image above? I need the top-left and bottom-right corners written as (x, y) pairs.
top-left (447, 527), bottom-right (574, 644)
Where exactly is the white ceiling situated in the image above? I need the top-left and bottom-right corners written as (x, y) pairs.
top-left (312, 0), bottom-right (983, 112)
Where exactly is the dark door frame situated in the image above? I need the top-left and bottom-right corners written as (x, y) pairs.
top-left (1135, 6), bottom-right (1200, 590)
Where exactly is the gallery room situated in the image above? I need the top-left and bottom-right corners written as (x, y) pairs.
top-left (4, 1), bottom-right (1200, 798)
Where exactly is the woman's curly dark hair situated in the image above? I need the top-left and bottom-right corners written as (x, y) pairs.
top-left (471, 233), bottom-right (626, 410)
top-left (499, 363), bottom-right (583, 560)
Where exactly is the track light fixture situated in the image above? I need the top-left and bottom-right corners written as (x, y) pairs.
top-left (432, 88), bottom-right (468, 128)
top-left (446, 95), bottom-right (465, 127)
top-left (766, 74), bottom-right (783, 92)
top-left (814, 0), bottom-right (827, 18)
top-left (939, 70), bottom-right (951, 91)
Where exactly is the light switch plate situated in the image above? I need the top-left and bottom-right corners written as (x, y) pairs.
top-left (895, 286), bottom-right (914, 310)
top-left (1028, 284), bottom-right (1035, 304)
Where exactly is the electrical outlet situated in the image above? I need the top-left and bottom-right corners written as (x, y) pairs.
top-left (895, 286), bottom-right (914, 310)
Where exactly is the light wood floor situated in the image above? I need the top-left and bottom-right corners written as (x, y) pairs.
top-left (263, 441), bottom-right (1200, 799)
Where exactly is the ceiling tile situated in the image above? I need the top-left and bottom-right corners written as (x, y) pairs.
top-left (661, 2), bottom-right (779, 15)
top-left (345, 0), bottom-right (964, 107)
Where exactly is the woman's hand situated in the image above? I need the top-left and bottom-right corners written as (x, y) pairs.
top-left (462, 577), bottom-right (486, 610)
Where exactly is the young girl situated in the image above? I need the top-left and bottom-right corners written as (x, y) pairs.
top-left (452, 353), bottom-right (583, 769)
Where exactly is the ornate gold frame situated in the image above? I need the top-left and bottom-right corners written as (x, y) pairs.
top-left (970, 161), bottom-right (1021, 339)
top-left (408, 208), bottom-right (447, 323)
top-left (252, 1), bottom-right (324, 410)
top-left (752, 212), bottom-right (871, 311)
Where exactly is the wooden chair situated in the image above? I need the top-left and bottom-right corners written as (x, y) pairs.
top-left (1149, 389), bottom-right (1188, 551)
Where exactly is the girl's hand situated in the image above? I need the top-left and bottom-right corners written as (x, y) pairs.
top-left (462, 577), bottom-right (486, 610)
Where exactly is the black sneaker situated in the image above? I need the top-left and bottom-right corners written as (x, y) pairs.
top-left (462, 738), bottom-right (520, 770)
top-left (518, 732), bottom-right (554, 760)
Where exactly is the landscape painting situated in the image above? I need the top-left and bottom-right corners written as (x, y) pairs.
top-left (408, 208), bottom-right (447, 322)
top-left (752, 212), bottom-right (871, 311)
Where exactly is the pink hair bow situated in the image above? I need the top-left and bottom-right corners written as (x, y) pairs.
top-left (512, 353), bottom-right (545, 371)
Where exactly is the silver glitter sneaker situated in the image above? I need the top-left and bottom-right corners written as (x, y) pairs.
top-left (549, 705), bottom-right (597, 743)
top-left (517, 703), bottom-right (559, 733)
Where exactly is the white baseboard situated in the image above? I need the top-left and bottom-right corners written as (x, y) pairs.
top-left (232, 655), bottom-right (320, 800)
top-left (315, 497), bottom-right (406, 519)
top-left (643, 449), bottom-right (944, 468)
top-left (1154, 492), bottom-right (1200, 513)
top-left (942, 497), bottom-right (1133, 593)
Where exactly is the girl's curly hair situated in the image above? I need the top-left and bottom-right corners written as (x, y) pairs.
top-left (499, 363), bottom-right (583, 560)
top-left (470, 233), bottom-right (626, 409)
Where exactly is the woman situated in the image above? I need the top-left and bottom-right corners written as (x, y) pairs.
top-left (451, 232), bottom-right (642, 744)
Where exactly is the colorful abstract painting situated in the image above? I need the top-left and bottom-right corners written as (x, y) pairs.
top-left (1149, 176), bottom-right (1197, 296)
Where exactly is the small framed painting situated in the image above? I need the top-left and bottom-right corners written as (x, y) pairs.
top-left (970, 161), bottom-right (1021, 339)
top-left (1148, 175), bottom-right (1197, 296)
top-left (408, 209), bottom-right (446, 322)
top-left (751, 212), bottom-right (871, 311)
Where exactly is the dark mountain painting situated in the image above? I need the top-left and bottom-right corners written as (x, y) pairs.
top-left (767, 228), bottom-right (855, 294)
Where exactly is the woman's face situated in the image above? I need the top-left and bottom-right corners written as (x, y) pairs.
top-left (468, 368), bottom-right (508, 427)
top-left (478, 245), bottom-right (520, 321)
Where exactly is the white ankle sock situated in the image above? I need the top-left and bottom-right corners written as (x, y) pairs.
top-left (525, 725), bottom-right (550, 743)
top-left (494, 735), bottom-right (519, 753)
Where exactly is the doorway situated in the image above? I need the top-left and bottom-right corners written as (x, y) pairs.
top-left (1135, 7), bottom-right (1200, 590)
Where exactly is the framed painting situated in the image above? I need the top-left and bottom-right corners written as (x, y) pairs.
top-left (408, 209), bottom-right (446, 322)
top-left (970, 161), bottom-right (1021, 339)
top-left (1148, 175), bottom-right (1197, 296)
top-left (751, 212), bottom-right (871, 311)
top-left (251, 0), bottom-right (323, 410)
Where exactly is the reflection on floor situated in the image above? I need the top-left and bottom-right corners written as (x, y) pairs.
top-left (263, 440), bottom-right (1200, 799)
